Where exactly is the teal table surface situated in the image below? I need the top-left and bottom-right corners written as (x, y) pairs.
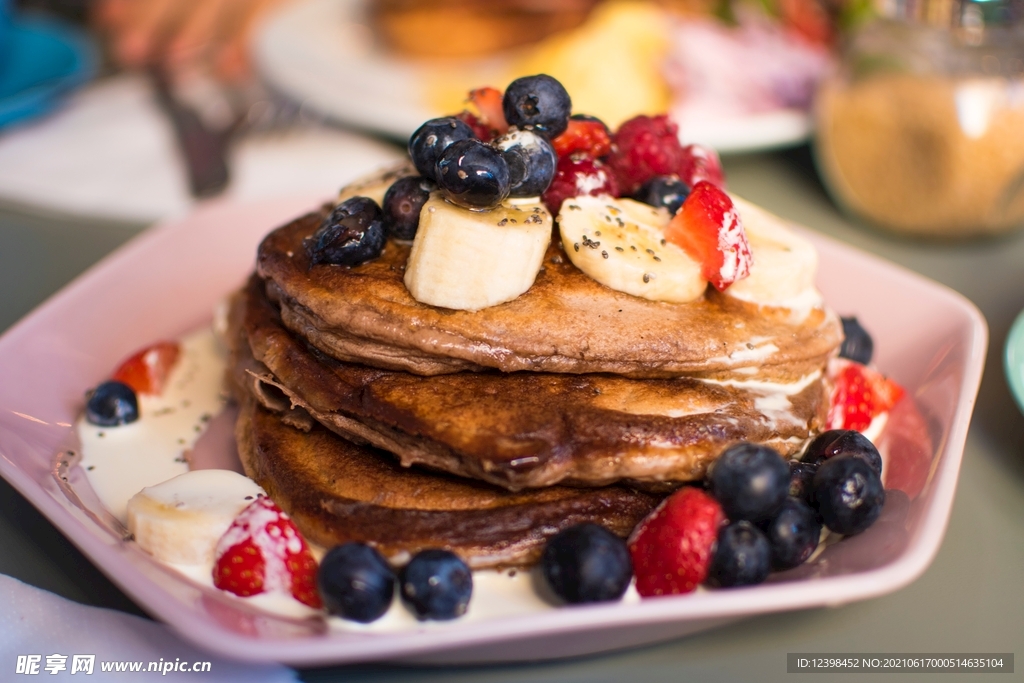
top-left (1, 147), bottom-right (1022, 682)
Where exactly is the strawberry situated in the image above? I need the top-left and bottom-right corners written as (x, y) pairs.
top-left (827, 359), bottom-right (906, 432)
top-left (606, 114), bottom-right (686, 195)
top-left (213, 497), bottom-right (322, 609)
top-left (111, 341), bottom-right (180, 396)
top-left (876, 394), bottom-right (932, 499)
top-left (664, 181), bottom-right (752, 291)
top-left (679, 144), bottom-right (725, 188)
top-left (552, 116), bottom-right (612, 159)
top-left (629, 487), bottom-right (724, 597)
top-left (541, 153), bottom-right (619, 216)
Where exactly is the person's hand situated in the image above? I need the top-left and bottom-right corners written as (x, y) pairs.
top-left (93, 0), bottom-right (291, 82)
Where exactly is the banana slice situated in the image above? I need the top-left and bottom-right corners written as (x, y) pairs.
top-left (337, 161), bottom-right (415, 206)
top-left (404, 194), bottom-right (552, 311)
top-left (127, 469), bottom-right (265, 566)
top-left (725, 197), bottom-right (820, 306)
top-left (558, 195), bottom-right (706, 303)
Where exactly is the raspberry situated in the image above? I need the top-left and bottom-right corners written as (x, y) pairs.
top-left (679, 144), bottom-right (725, 188)
top-left (607, 115), bottom-right (686, 195)
top-left (541, 154), bottom-right (619, 216)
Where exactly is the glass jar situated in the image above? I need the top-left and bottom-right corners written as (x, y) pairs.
top-left (814, 0), bottom-right (1024, 237)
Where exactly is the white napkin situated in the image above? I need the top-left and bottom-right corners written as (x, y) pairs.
top-left (0, 574), bottom-right (298, 681)
top-left (0, 74), bottom-right (403, 224)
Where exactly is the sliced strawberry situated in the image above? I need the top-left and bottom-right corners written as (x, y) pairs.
top-left (826, 359), bottom-right (906, 432)
top-left (541, 153), bottom-right (619, 216)
top-left (552, 116), bottom-right (612, 159)
top-left (877, 394), bottom-right (933, 499)
top-left (469, 86), bottom-right (508, 137)
top-left (629, 487), bottom-right (724, 597)
top-left (212, 497), bottom-right (322, 609)
top-left (111, 341), bottom-right (181, 396)
top-left (664, 181), bottom-right (752, 291)
top-left (679, 144), bottom-right (725, 188)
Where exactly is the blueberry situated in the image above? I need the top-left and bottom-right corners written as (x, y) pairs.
top-left (399, 549), bottom-right (473, 620)
top-left (812, 454), bottom-right (886, 536)
top-left (85, 380), bottom-right (139, 426)
top-left (317, 542), bottom-right (395, 623)
top-left (382, 175), bottom-right (435, 240)
top-left (788, 461), bottom-right (818, 501)
top-left (435, 138), bottom-right (511, 209)
top-left (709, 443), bottom-right (790, 523)
top-left (802, 429), bottom-right (882, 477)
top-left (308, 197), bottom-right (385, 267)
top-left (502, 74), bottom-right (572, 139)
top-left (707, 521), bottom-right (771, 588)
top-left (541, 523), bottom-right (632, 604)
top-left (840, 316), bottom-right (874, 364)
top-left (635, 176), bottom-right (691, 214)
top-left (492, 128), bottom-right (557, 197)
top-left (763, 498), bottom-right (822, 570)
top-left (408, 117), bottom-right (476, 181)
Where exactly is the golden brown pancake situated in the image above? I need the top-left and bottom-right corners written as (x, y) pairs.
top-left (231, 276), bottom-right (829, 490)
top-left (235, 397), bottom-right (661, 568)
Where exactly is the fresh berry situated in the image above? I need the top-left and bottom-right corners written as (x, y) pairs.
top-left (318, 543), bottom-right (395, 622)
top-left (763, 498), bottom-right (821, 570)
top-left (827, 359), bottom-right (905, 432)
top-left (541, 523), bottom-right (633, 604)
top-left (435, 138), bottom-right (511, 209)
top-left (840, 316), bottom-right (874, 365)
top-left (811, 454), bottom-right (886, 535)
top-left (606, 114), bottom-right (686, 195)
top-left (454, 111), bottom-right (494, 143)
top-left (788, 461), bottom-right (818, 501)
top-left (706, 521), bottom-right (771, 588)
top-left (629, 487), bottom-right (724, 597)
top-left (85, 380), bottom-right (139, 426)
top-left (213, 497), bottom-right (322, 608)
top-left (502, 74), bottom-right (572, 139)
top-left (111, 341), bottom-right (180, 396)
top-left (466, 86), bottom-right (508, 138)
top-left (876, 394), bottom-right (933, 499)
top-left (665, 181), bottom-right (752, 291)
top-left (308, 197), bottom-right (386, 267)
top-left (492, 128), bottom-right (557, 197)
top-left (552, 115), bottom-right (612, 158)
top-left (802, 429), bottom-right (882, 477)
top-left (635, 175), bottom-right (690, 214)
top-left (708, 443), bottom-right (790, 523)
top-left (679, 144), bottom-right (725, 188)
top-left (382, 176), bottom-right (435, 240)
top-left (399, 549), bottom-right (473, 620)
top-left (408, 117), bottom-right (476, 180)
top-left (541, 154), bottom-right (619, 215)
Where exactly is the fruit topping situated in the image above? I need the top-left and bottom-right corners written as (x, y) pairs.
top-left (827, 359), bottom-right (905, 432)
top-left (840, 316), bottom-right (874, 365)
top-left (85, 380), bottom-right (139, 426)
top-left (541, 523), bottom-right (633, 605)
top-left (551, 115), bottom-right (612, 158)
top-left (629, 487), bottom-right (724, 597)
top-left (634, 175), bottom-right (690, 214)
top-left (665, 181), bottom-right (752, 291)
top-left (466, 86), bottom-right (508, 138)
top-left (541, 154), bottom-right (619, 215)
top-left (679, 144), bottom-right (725, 188)
top-left (317, 542), bottom-right (395, 623)
top-left (876, 393), bottom-right (933, 499)
top-left (708, 443), bottom-right (790, 524)
top-left (763, 498), bottom-right (822, 571)
top-left (212, 497), bottom-right (322, 608)
top-left (493, 128), bottom-right (558, 197)
top-left (502, 74), bottom-right (572, 139)
top-left (382, 175), bottom-right (435, 240)
top-left (399, 549), bottom-right (473, 620)
top-left (435, 138), bottom-right (512, 209)
top-left (802, 429), bottom-right (883, 477)
top-left (706, 521), bottom-right (771, 588)
top-left (111, 341), bottom-right (181, 396)
top-left (409, 116), bottom-right (476, 180)
top-left (308, 196), bottom-right (386, 267)
top-left (788, 461), bottom-right (818, 501)
top-left (606, 114), bottom-right (686, 195)
top-left (811, 454), bottom-right (886, 536)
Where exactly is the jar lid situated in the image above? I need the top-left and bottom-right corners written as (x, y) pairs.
top-left (874, 0), bottom-right (1023, 28)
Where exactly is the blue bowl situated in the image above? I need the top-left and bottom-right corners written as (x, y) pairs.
top-left (1006, 308), bottom-right (1024, 415)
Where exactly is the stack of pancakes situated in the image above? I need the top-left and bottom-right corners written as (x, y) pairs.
top-left (227, 205), bottom-right (842, 568)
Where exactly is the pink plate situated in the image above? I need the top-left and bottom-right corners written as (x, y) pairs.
top-left (0, 195), bottom-right (987, 666)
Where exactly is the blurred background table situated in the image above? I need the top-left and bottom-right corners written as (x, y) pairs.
top-left (1, 145), bottom-right (1022, 682)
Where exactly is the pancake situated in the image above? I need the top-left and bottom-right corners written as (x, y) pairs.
top-left (257, 209), bottom-right (842, 378)
top-left (232, 276), bottom-right (830, 490)
top-left (235, 397), bottom-right (662, 568)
